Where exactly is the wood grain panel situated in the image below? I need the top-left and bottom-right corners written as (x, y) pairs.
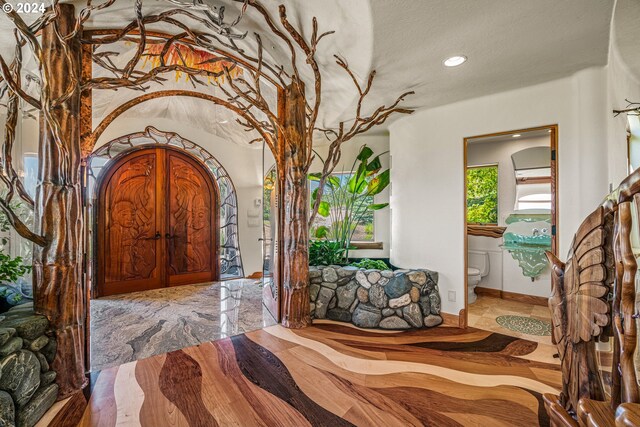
top-left (167, 151), bottom-right (217, 286)
top-left (158, 350), bottom-right (218, 426)
top-left (99, 149), bottom-right (162, 296)
top-left (97, 147), bottom-right (218, 296)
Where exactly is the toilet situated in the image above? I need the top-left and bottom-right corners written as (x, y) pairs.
top-left (468, 250), bottom-right (490, 304)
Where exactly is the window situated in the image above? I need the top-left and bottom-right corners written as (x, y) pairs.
top-left (628, 114), bottom-right (640, 173)
top-left (466, 165), bottom-right (498, 225)
top-left (516, 193), bottom-right (551, 210)
top-left (309, 173), bottom-right (375, 242)
top-left (22, 154), bottom-right (38, 199)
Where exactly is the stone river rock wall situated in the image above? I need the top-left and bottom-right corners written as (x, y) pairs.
top-left (0, 304), bottom-right (58, 427)
top-left (309, 266), bottom-right (442, 329)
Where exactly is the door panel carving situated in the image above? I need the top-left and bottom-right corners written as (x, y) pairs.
top-left (98, 148), bottom-right (218, 296)
top-left (168, 153), bottom-right (214, 277)
top-left (102, 152), bottom-right (162, 295)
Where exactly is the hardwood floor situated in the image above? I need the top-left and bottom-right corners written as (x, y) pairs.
top-left (41, 322), bottom-right (561, 426)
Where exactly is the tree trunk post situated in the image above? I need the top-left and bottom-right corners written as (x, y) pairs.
top-left (34, 4), bottom-right (87, 397)
top-left (280, 80), bottom-right (311, 328)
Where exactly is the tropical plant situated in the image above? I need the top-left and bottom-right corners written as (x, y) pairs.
top-left (309, 240), bottom-right (349, 266)
top-left (349, 259), bottom-right (389, 270)
top-left (0, 251), bottom-right (32, 310)
top-left (309, 145), bottom-right (390, 262)
top-left (467, 165), bottom-right (498, 224)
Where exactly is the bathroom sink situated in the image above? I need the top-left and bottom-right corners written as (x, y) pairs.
top-left (502, 232), bottom-right (551, 249)
top-left (501, 215), bottom-right (552, 279)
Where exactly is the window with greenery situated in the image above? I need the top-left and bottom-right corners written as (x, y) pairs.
top-left (309, 173), bottom-right (375, 241)
top-left (467, 165), bottom-right (498, 225)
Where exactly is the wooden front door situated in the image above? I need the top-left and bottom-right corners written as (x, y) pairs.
top-left (98, 148), bottom-right (218, 297)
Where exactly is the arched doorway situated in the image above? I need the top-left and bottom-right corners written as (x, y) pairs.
top-left (86, 126), bottom-right (245, 294)
top-left (96, 147), bottom-right (219, 296)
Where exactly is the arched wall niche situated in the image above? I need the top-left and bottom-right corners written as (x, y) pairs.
top-left (86, 126), bottom-right (244, 294)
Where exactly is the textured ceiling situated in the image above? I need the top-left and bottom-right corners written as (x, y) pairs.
top-left (0, 0), bottom-right (636, 144)
top-left (366, 0), bottom-right (615, 117)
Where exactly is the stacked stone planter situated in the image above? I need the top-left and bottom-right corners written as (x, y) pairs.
top-left (309, 266), bottom-right (443, 329)
top-left (0, 304), bottom-right (58, 427)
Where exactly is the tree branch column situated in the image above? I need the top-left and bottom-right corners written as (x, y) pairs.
top-left (34, 3), bottom-right (87, 398)
top-left (280, 80), bottom-right (311, 328)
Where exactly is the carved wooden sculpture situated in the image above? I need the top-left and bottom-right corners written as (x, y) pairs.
top-left (0, 0), bottom-right (413, 395)
top-left (545, 206), bottom-right (612, 415)
top-left (544, 168), bottom-right (640, 427)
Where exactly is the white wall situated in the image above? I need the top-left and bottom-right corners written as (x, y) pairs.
top-left (467, 136), bottom-right (551, 297)
top-left (389, 68), bottom-right (609, 316)
top-left (607, 33), bottom-right (640, 185)
top-left (96, 117), bottom-right (266, 276)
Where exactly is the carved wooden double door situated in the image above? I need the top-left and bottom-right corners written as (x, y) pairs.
top-left (98, 148), bottom-right (218, 297)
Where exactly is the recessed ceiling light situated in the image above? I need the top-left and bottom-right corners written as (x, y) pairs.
top-left (443, 55), bottom-right (467, 67)
top-left (220, 119), bottom-right (229, 124)
top-left (512, 134), bottom-right (521, 138)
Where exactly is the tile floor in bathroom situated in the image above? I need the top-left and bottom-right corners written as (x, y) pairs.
top-left (467, 295), bottom-right (552, 345)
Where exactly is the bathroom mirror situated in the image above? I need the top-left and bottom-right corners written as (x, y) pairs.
top-left (511, 146), bottom-right (552, 212)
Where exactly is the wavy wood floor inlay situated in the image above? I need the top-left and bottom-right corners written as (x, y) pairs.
top-left (47, 323), bottom-right (561, 427)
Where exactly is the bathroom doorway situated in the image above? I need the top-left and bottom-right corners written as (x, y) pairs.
top-left (463, 125), bottom-right (558, 343)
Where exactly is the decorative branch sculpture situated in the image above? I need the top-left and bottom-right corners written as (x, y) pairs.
top-left (613, 99), bottom-right (640, 117)
top-left (544, 205), bottom-right (612, 415)
top-left (0, 0), bottom-right (413, 397)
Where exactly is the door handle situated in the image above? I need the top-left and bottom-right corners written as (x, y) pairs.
top-left (143, 232), bottom-right (161, 240)
top-left (165, 233), bottom-right (175, 239)
top-left (258, 238), bottom-right (272, 242)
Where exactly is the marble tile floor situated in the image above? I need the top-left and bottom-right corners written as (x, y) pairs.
top-left (467, 295), bottom-right (553, 345)
top-left (90, 278), bottom-right (276, 371)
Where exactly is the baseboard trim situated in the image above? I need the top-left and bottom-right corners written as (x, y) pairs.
top-left (475, 287), bottom-right (548, 307)
top-left (440, 309), bottom-right (467, 328)
top-left (475, 287), bottom-right (501, 299)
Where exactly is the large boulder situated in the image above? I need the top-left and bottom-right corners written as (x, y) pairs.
top-left (16, 384), bottom-right (58, 427)
top-left (337, 266), bottom-right (358, 278)
top-left (384, 275), bottom-right (412, 299)
top-left (429, 291), bottom-right (442, 314)
top-left (424, 314), bottom-right (443, 327)
top-left (368, 285), bottom-right (388, 309)
top-left (0, 350), bottom-right (40, 407)
top-left (336, 282), bottom-right (358, 309)
top-left (0, 338), bottom-right (23, 357)
top-left (1, 317), bottom-right (48, 341)
top-left (314, 287), bottom-right (334, 318)
top-left (0, 390), bottom-right (14, 427)
top-left (0, 329), bottom-right (15, 347)
top-left (352, 304), bottom-right (382, 328)
top-left (380, 316), bottom-right (411, 330)
top-left (327, 308), bottom-right (352, 323)
top-left (321, 267), bottom-right (338, 283)
top-left (388, 294), bottom-right (411, 309)
top-left (355, 270), bottom-right (371, 289)
top-left (403, 303), bottom-right (423, 328)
